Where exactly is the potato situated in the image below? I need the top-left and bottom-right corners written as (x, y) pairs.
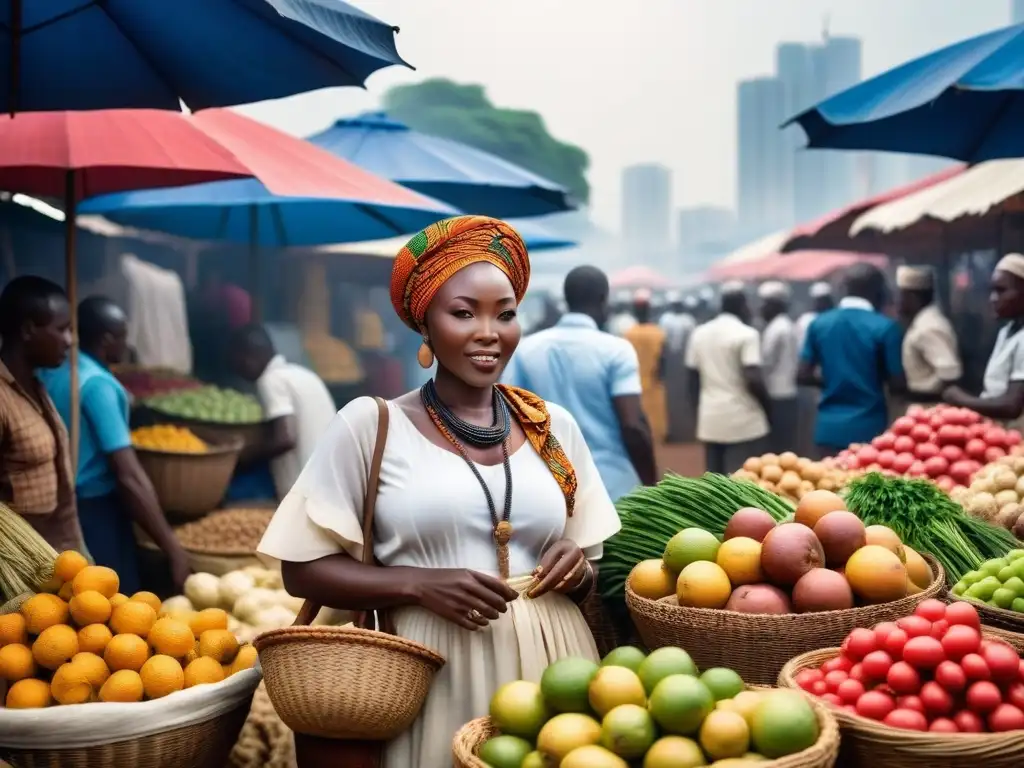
top-left (996, 489), bottom-right (1020, 508)
top-left (994, 470), bottom-right (1019, 493)
top-left (997, 503), bottom-right (1024, 530)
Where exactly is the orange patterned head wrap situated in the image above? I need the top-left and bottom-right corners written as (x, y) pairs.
top-left (390, 215), bottom-right (531, 331)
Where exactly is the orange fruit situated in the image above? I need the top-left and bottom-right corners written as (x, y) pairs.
top-left (130, 591), bottom-right (162, 613)
top-left (109, 593), bottom-right (129, 609)
top-left (37, 575), bottom-right (62, 594)
top-left (71, 565), bottom-right (120, 598)
top-left (0, 613), bottom-right (27, 646)
top-left (228, 645), bottom-right (258, 676)
top-left (58, 581), bottom-right (75, 601)
top-left (54, 550), bottom-right (89, 583)
top-left (0, 643), bottom-right (36, 681)
top-left (188, 608), bottom-right (228, 637)
top-left (140, 655), bottom-right (185, 699)
top-left (183, 656), bottom-right (225, 688)
top-left (104, 633), bottom-right (150, 672)
top-left (148, 618), bottom-right (195, 658)
top-left (71, 651), bottom-right (110, 688)
top-left (69, 590), bottom-right (112, 627)
top-left (51, 662), bottom-right (92, 705)
top-left (99, 669), bottom-right (144, 703)
top-left (20, 593), bottom-right (70, 634)
top-left (77, 623), bottom-right (113, 655)
top-left (110, 601), bottom-right (157, 638)
top-left (198, 629), bottom-right (239, 663)
top-left (183, 643), bottom-right (200, 665)
top-left (32, 624), bottom-right (79, 670)
top-left (6, 678), bottom-right (52, 708)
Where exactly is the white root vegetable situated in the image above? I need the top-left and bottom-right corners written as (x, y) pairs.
top-left (995, 489), bottom-right (1020, 508)
top-left (967, 492), bottom-right (999, 521)
top-left (218, 570), bottom-right (256, 609)
top-left (160, 595), bottom-right (193, 615)
top-left (997, 503), bottom-right (1024, 530)
top-left (183, 572), bottom-right (221, 610)
top-left (253, 605), bottom-right (297, 630)
top-left (995, 470), bottom-right (1019, 493)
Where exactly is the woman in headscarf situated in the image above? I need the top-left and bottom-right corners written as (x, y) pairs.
top-left (944, 253), bottom-right (1024, 424)
top-left (257, 216), bottom-right (620, 768)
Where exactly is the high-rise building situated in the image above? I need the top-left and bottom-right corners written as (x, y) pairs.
top-left (620, 163), bottom-right (673, 259)
top-left (1013, 0), bottom-right (1024, 23)
top-left (677, 206), bottom-right (737, 273)
top-left (736, 77), bottom-right (789, 239)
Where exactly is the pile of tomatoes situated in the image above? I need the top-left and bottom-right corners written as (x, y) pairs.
top-left (794, 600), bottom-right (1024, 733)
top-left (834, 405), bottom-right (1022, 492)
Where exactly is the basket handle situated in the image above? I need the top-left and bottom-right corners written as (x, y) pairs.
top-left (293, 397), bottom-right (391, 632)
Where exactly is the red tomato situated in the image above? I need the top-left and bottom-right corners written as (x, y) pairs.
top-left (935, 660), bottom-right (967, 692)
top-left (1019, 658), bottom-right (1024, 681)
top-left (893, 434), bottom-right (915, 453)
top-left (887, 662), bottom-right (922, 694)
top-left (1007, 682), bottom-right (1024, 711)
top-left (935, 476), bottom-right (956, 493)
top-left (795, 668), bottom-right (824, 691)
top-left (821, 692), bottom-right (843, 706)
top-left (981, 642), bottom-right (1020, 682)
top-left (873, 433), bottom-right (896, 451)
top-left (906, 460), bottom-right (926, 477)
top-left (930, 619), bottom-right (950, 639)
top-left (920, 681), bottom-right (954, 716)
top-left (892, 417), bottom-right (915, 436)
top-left (923, 455), bottom-right (949, 478)
top-left (915, 599), bottom-right (948, 623)
top-left (897, 616), bottom-right (933, 638)
top-left (986, 446), bottom-right (1007, 463)
top-left (929, 718), bottom-right (959, 733)
top-left (883, 628), bottom-right (909, 659)
top-left (965, 438), bottom-right (989, 461)
top-left (862, 650), bottom-right (894, 681)
top-left (985, 427), bottom-right (1008, 447)
top-left (849, 663), bottom-right (865, 682)
top-left (954, 710), bottom-right (985, 733)
top-left (966, 681), bottom-right (1003, 713)
top-left (892, 453), bottom-right (915, 474)
top-left (911, 424), bottom-right (935, 444)
top-left (949, 460), bottom-right (978, 486)
top-left (896, 694), bottom-right (925, 714)
top-left (847, 627), bottom-right (878, 660)
top-left (856, 690), bottom-right (896, 720)
top-left (907, 405), bottom-right (927, 420)
top-left (857, 446), bottom-right (879, 466)
top-left (961, 654), bottom-right (991, 681)
top-left (903, 636), bottom-right (946, 669)
top-left (883, 708), bottom-right (928, 731)
top-left (837, 679), bottom-right (865, 704)
top-left (824, 670), bottom-right (849, 693)
top-left (945, 602), bottom-right (982, 630)
top-left (821, 657), bottom-right (846, 674)
top-left (938, 424), bottom-right (968, 446)
top-left (967, 423), bottom-right (988, 440)
top-left (877, 449), bottom-right (896, 469)
top-left (989, 703), bottom-right (1024, 732)
top-left (1007, 430), bottom-right (1022, 446)
top-left (811, 680), bottom-right (828, 695)
top-left (873, 622), bottom-right (899, 645)
top-left (940, 445), bottom-right (965, 463)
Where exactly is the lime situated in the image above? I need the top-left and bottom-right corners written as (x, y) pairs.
top-left (638, 647), bottom-right (699, 694)
top-left (663, 529), bottom-right (721, 573)
top-left (951, 582), bottom-right (966, 596)
top-left (992, 588), bottom-right (1016, 609)
top-left (699, 709), bottom-right (750, 760)
top-left (489, 681), bottom-right (550, 740)
top-left (967, 576), bottom-right (1002, 601)
top-left (648, 674), bottom-right (714, 735)
top-left (750, 691), bottom-right (819, 758)
top-left (1005, 576), bottom-right (1024, 596)
top-left (960, 570), bottom-right (984, 586)
top-left (600, 704), bottom-right (657, 758)
top-left (1012, 558), bottom-right (1024, 579)
top-left (642, 736), bottom-right (707, 767)
top-left (998, 565), bottom-right (1016, 582)
top-left (521, 752), bottom-right (545, 768)
top-left (981, 559), bottom-right (1007, 577)
top-left (541, 657), bottom-right (599, 714)
top-left (1012, 597), bottom-right (1024, 613)
top-left (699, 668), bottom-right (746, 701)
top-left (1007, 550), bottom-right (1024, 562)
top-left (601, 646), bottom-right (647, 673)
top-left (478, 735), bottom-right (533, 768)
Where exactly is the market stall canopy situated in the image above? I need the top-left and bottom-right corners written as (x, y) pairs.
top-left (788, 23), bottom-right (1024, 161)
top-left (706, 250), bottom-right (886, 282)
top-left (306, 111), bottom-right (574, 218)
top-left (714, 229), bottom-right (790, 269)
top-left (1, 0), bottom-right (410, 113)
top-left (609, 265), bottom-right (675, 290)
top-left (851, 159), bottom-right (1024, 236)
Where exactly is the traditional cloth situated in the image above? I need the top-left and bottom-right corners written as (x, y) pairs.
top-left (996, 253), bottom-right (1024, 281)
top-left (390, 215), bottom-right (530, 331)
top-left (896, 266), bottom-right (935, 291)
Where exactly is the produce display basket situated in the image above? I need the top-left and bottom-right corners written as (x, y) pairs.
top-left (626, 554), bottom-right (944, 685)
top-left (779, 646), bottom-right (1024, 768)
top-left (451, 690), bottom-right (840, 768)
top-left (134, 405), bottom-right (269, 452)
top-left (135, 433), bottom-right (243, 520)
top-left (254, 624), bottom-right (445, 740)
top-left (953, 595), bottom-right (1024, 634)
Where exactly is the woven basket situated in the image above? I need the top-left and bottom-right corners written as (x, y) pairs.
top-left (779, 646), bottom-right (1024, 768)
top-left (135, 434), bottom-right (242, 520)
top-left (452, 691), bottom-right (840, 768)
top-left (254, 624), bottom-right (444, 740)
top-left (136, 406), bottom-right (269, 452)
top-left (627, 554), bottom-right (944, 685)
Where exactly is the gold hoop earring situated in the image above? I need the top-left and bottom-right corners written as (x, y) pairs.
top-left (417, 341), bottom-right (434, 369)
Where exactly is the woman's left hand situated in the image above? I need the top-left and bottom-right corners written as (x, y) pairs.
top-left (527, 539), bottom-right (589, 599)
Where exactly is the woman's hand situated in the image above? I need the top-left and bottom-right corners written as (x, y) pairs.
top-left (412, 568), bottom-right (519, 631)
top-left (528, 539), bottom-right (589, 599)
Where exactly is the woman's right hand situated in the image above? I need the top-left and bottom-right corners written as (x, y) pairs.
top-left (412, 569), bottom-right (519, 630)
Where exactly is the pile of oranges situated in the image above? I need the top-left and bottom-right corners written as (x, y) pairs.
top-left (0, 550), bottom-right (257, 709)
top-left (131, 425), bottom-right (207, 454)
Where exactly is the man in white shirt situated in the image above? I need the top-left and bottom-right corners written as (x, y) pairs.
top-left (230, 324), bottom-right (338, 499)
top-left (896, 266), bottom-right (962, 403)
top-left (758, 281), bottom-right (800, 454)
top-left (686, 281), bottom-right (771, 474)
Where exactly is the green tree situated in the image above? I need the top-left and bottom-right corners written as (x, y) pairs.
top-left (383, 79), bottom-right (589, 204)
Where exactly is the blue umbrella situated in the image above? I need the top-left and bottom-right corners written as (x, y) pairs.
top-left (790, 23), bottom-right (1024, 161)
top-left (307, 111), bottom-right (574, 218)
top-left (2, 0), bottom-right (410, 113)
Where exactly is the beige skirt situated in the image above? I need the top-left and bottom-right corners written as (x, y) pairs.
top-left (384, 575), bottom-right (598, 768)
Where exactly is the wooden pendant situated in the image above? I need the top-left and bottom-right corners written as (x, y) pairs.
top-left (494, 520), bottom-right (513, 579)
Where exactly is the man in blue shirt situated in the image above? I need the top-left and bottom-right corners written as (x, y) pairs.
top-left (504, 266), bottom-right (656, 501)
top-left (42, 297), bottom-right (190, 593)
top-left (798, 264), bottom-right (906, 457)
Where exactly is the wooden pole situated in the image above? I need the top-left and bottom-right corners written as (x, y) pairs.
top-left (64, 171), bottom-right (79, 471)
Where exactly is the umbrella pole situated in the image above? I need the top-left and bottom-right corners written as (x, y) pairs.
top-left (64, 171), bottom-right (79, 471)
top-left (249, 204), bottom-right (261, 322)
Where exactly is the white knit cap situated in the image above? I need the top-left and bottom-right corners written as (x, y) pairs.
top-left (682, 295), bottom-right (699, 310)
top-left (757, 281), bottom-right (790, 300)
top-left (895, 266), bottom-right (934, 291)
top-left (996, 253), bottom-right (1024, 281)
top-left (633, 288), bottom-right (653, 304)
top-left (809, 281), bottom-right (832, 298)
top-left (720, 280), bottom-right (746, 296)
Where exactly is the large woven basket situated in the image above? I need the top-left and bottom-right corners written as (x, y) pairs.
top-left (135, 434), bottom-right (242, 520)
top-left (254, 624), bottom-right (445, 740)
top-left (452, 691), bottom-right (840, 768)
top-left (779, 645), bottom-right (1024, 768)
top-left (135, 406), bottom-right (269, 452)
top-left (627, 554), bottom-right (944, 685)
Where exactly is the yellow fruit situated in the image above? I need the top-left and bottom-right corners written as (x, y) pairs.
top-left (628, 559), bottom-right (677, 600)
top-left (99, 669), bottom-right (144, 703)
top-left (51, 662), bottom-right (93, 705)
top-left (199, 629), bottom-right (239, 663)
top-left (71, 651), bottom-right (111, 688)
top-left (77, 623), bottom-right (114, 655)
top-left (0, 613), bottom-right (28, 646)
top-left (104, 633), bottom-right (150, 672)
top-left (109, 593), bottom-right (129, 608)
top-left (140, 655), bottom-right (185, 699)
top-left (188, 608), bottom-right (229, 637)
top-left (183, 643), bottom-right (200, 665)
top-left (676, 561), bottom-right (733, 609)
top-left (110, 601), bottom-right (157, 638)
top-left (69, 590), bottom-right (112, 627)
top-left (20, 593), bottom-right (70, 634)
top-left (183, 656), bottom-right (225, 688)
top-left (32, 624), bottom-right (79, 670)
top-left (149, 618), bottom-right (195, 658)
top-left (72, 565), bottom-right (119, 598)
top-left (54, 550), bottom-right (89, 583)
top-left (228, 645), bottom-right (259, 676)
top-left (37, 575), bottom-right (62, 594)
top-left (0, 643), bottom-right (36, 681)
top-left (130, 591), bottom-right (163, 613)
top-left (6, 678), bottom-right (53, 708)
top-left (58, 581), bottom-right (75, 601)
top-left (716, 537), bottom-right (765, 586)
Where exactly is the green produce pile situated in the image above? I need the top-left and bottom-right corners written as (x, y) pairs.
top-left (952, 550), bottom-right (1024, 612)
top-left (144, 386), bottom-right (264, 425)
top-left (842, 472), bottom-right (1017, 583)
top-left (599, 473), bottom-right (793, 600)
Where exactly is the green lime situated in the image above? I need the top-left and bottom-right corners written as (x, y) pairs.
top-left (999, 565), bottom-right (1016, 583)
top-left (601, 646), bottom-right (647, 673)
top-left (982, 559), bottom-right (1008, 577)
top-left (699, 668), bottom-right (746, 701)
top-left (1012, 597), bottom-right (1024, 613)
top-left (638, 647), bottom-right (699, 695)
top-left (478, 735), bottom-right (533, 768)
top-left (541, 657), bottom-right (600, 714)
top-left (1007, 550), bottom-right (1024, 562)
top-left (952, 582), bottom-right (966, 596)
top-left (1005, 576), bottom-right (1024, 597)
top-left (600, 704), bottom-right (657, 759)
top-left (960, 570), bottom-right (984, 586)
top-left (967, 576), bottom-right (1002, 601)
top-left (750, 691), bottom-right (819, 758)
top-left (663, 529), bottom-right (721, 573)
top-left (992, 588), bottom-right (1016, 609)
top-left (648, 674), bottom-right (714, 736)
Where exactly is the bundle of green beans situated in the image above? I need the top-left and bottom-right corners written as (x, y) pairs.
top-left (598, 473), bottom-right (793, 600)
top-left (842, 472), bottom-right (1018, 584)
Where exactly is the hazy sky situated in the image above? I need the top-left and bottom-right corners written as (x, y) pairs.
top-left (237, 1), bottom-right (1010, 231)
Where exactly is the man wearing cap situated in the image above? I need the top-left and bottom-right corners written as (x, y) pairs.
top-left (796, 282), bottom-right (834, 354)
top-left (659, 292), bottom-right (698, 444)
top-left (686, 281), bottom-right (771, 473)
top-left (897, 266), bottom-right (961, 403)
top-left (625, 289), bottom-right (668, 443)
top-left (759, 281), bottom-right (800, 453)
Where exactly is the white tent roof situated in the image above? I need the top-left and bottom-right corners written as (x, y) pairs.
top-left (851, 159), bottom-right (1024, 236)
